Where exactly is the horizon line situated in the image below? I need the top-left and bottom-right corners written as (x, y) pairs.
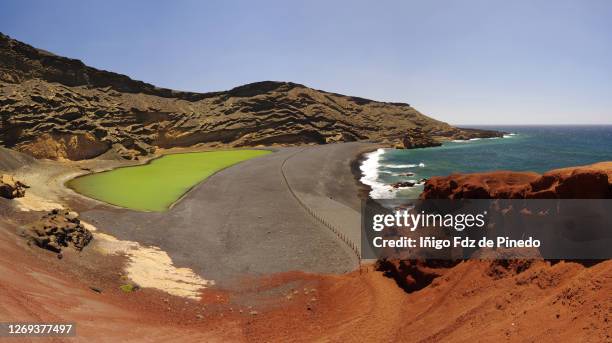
top-left (452, 123), bottom-right (612, 126)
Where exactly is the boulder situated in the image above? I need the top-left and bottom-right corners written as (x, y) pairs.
top-left (20, 209), bottom-right (93, 254)
top-left (391, 181), bottom-right (416, 188)
top-left (0, 174), bottom-right (27, 199)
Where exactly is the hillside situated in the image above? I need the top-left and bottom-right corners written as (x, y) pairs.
top-left (0, 33), bottom-right (495, 160)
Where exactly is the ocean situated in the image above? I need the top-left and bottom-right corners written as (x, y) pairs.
top-left (360, 125), bottom-right (612, 199)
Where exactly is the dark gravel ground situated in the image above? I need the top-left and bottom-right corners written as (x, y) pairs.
top-left (75, 142), bottom-right (377, 287)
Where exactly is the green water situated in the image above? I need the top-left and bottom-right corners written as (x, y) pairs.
top-left (68, 150), bottom-right (271, 211)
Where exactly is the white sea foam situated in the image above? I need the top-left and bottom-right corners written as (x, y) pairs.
top-left (359, 149), bottom-right (428, 198)
top-left (359, 149), bottom-right (396, 199)
top-left (379, 170), bottom-right (407, 176)
top-left (383, 163), bottom-right (418, 169)
top-left (453, 135), bottom-right (513, 142)
top-left (452, 137), bottom-right (482, 143)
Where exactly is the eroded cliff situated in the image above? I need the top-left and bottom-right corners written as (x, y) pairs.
top-left (1, 33), bottom-right (495, 160)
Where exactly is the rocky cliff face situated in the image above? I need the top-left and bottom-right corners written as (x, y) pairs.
top-left (1, 33), bottom-right (495, 160)
top-left (420, 162), bottom-right (612, 199)
top-left (378, 163), bottom-right (612, 296)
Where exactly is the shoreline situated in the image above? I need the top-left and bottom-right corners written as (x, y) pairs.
top-left (350, 144), bottom-right (384, 203)
top-left (356, 132), bottom-right (522, 200)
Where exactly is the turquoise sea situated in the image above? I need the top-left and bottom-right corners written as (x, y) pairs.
top-left (360, 125), bottom-right (612, 199)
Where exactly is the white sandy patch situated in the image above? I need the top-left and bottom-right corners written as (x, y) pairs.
top-left (13, 193), bottom-right (64, 212)
top-left (84, 222), bottom-right (213, 300)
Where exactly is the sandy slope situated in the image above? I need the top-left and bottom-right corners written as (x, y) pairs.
top-left (0, 224), bottom-right (240, 342)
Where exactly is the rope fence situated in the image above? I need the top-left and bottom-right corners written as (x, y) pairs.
top-left (280, 148), bottom-right (362, 265)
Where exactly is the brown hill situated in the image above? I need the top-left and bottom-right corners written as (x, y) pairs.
top-left (0, 33), bottom-right (496, 160)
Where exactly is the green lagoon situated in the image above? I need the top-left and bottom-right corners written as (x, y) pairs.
top-left (68, 150), bottom-right (271, 211)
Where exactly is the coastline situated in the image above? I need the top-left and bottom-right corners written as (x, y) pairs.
top-left (350, 144), bottom-right (384, 203)
top-left (353, 128), bottom-right (513, 200)
top-left (353, 126), bottom-right (612, 201)
top-left (360, 132), bottom-right (527, 198)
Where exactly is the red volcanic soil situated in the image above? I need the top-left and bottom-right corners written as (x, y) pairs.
top-left (168, 261), bottom-right (612, 342)
top-left (421, 162), bottom-right (612, 199)
top-left (1, 222), bottom-right (610, 342)
top-left (0, 222), bottom-right (241, 342)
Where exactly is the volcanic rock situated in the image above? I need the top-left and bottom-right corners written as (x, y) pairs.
top-left (397, 128), bottom-right (442, 149)
top-left (378, 163), bottom-right (612, 297)
top-left (0, 174), bottom-right (27, 199)
top-left (449, 127), bottom-right (505, 141)
top-left (0, 32), bottom-right (500, 160)
top-left (420, 162), bottom-right (612, 199)
top-left (376, 259), bottom-right (459, 293)
top-left (391, 181), bottom-right (415, 188)
top-left (20, 208), bottom-right (93, 253)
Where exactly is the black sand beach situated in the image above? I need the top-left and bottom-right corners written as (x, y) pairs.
top-left (72, 143), bottom-right (377, 285)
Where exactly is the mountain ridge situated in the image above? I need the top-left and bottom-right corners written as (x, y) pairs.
top-left (0, 32), bottom-right (498, 160)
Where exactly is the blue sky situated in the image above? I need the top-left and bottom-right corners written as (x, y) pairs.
top-left (2, 0), bottom-right (611, 124)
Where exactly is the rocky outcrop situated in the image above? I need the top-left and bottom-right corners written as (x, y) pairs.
top-left (379, 163), bottom-right (612, 294)
top-left (421, 171), bottom-right (541, 199)
top-left (395, 128), bottom-right (442, 149)
top-left (448, 127), bottom-right (505, 141)
top-left (393, 126), bottom-right (503, 150)
top-left (19, 209), bottom-right (93, 255)
top-left (375, 259), bottom-right (459, 292)
top-left (420, 162), bottom-right (612, 199)
top-left (17, 132), bottom-right (111, 160)
top-left (0, 174), bottom-right (27, 199)
top-left (0, 33), bottom-right (500, 160)
top-left (391, 181), bottom-right (415, 188)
